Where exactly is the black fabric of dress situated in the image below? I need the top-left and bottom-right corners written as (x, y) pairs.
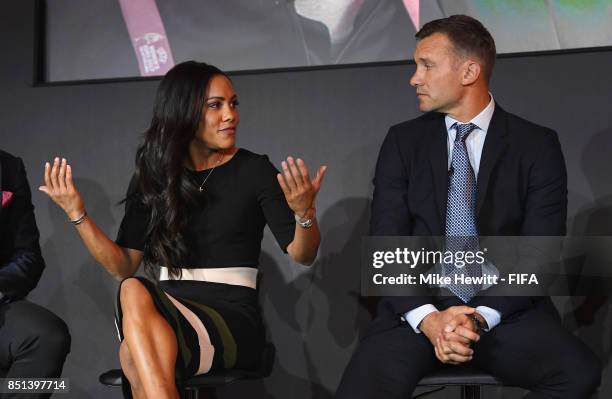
top-left (116, 148), bottom-right (296, 266)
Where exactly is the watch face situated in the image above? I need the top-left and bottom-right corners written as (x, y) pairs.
top-left (299, 219), bottom-right (313, 228)
top-left (296, 216), bottom-right (313, 228)
top-left (470, 315), bottom-right (484, 334)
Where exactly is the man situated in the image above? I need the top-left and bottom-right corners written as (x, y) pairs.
top-left (336, 15), bottom-right (601, 398)
top-left (0, 150), bottom-right (70, 398)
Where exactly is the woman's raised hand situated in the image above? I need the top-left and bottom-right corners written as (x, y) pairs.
top-left (39, 157), bottom-right (86, 220)
top-left (277, 156), bottom-right (327, 216)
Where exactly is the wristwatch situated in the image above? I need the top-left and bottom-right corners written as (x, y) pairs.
top-left (295, 208), bottom-right (316, 229)
top-left (468, 314), bottom-right (487, 336)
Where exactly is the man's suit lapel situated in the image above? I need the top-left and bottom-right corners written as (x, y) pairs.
top-left (476, 105), bottom-right (509, 217)
top-left (428, 115), bottom-right (449, 227)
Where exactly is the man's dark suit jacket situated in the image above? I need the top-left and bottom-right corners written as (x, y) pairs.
top-left (0, 150), bottom-right (45, 300)
top-left (369, 105), bottom-right (567, 335)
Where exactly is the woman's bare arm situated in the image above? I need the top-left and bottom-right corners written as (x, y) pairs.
top-left (39, 157), bottom-right (142, 280)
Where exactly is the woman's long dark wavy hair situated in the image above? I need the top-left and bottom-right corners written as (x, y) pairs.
top-left (131, 61), bottom-right (227, 278)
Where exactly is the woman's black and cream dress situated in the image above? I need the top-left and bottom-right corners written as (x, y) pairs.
top-left (114, 149), bottom-right (295, 392)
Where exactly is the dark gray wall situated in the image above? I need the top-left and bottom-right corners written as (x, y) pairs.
top-left (1, 2), bottom-right (611, 398)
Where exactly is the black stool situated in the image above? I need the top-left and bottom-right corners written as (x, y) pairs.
top-left (100, 343), bottom-right (275, 399)
top-left (416, 365), bottom-right (507, 399)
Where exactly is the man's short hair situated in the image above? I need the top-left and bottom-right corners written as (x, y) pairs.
top-left (415, 15), bottom-right (496, 82)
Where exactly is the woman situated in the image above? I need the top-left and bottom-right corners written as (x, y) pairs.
top-left (40, 61), bottom-right (326, 399)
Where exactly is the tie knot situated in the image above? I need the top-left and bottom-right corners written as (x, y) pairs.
top-left (454, 123), bottom-right (477, 143)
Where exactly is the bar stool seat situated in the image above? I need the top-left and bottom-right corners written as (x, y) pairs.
top-left (416, 365), bottom-right (507, 399)
top-left (100, 343), bottom-right (275, 399)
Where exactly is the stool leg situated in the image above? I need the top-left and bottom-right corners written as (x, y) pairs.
top-left (462, 385), bottom-right (481, 399)
top-left (185, 387), bottom-right (217, 399)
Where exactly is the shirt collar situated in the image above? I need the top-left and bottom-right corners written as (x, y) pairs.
top-left (445, 93), bottom-right (496, 133)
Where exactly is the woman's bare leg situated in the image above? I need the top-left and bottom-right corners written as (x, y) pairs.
top-left (120, 278), bottom-right (180, 399)
top-left (120, 340), bottom-right (147, 399)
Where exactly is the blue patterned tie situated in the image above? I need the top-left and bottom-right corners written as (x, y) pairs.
top-left (444, 123), bottom-right (482, 302)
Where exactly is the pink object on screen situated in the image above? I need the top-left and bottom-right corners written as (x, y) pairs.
top-left (1, 191), bottom-right (13, 208)
top-left (403, 0), bottom-right (419, 30)
top-left (118, 0), bottom-right (175, 77)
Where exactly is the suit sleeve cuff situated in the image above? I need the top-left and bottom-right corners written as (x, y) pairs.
top-left (403, 304), bottom-right (438, 333)
top-left (475, 306), bottom-right (501, 331)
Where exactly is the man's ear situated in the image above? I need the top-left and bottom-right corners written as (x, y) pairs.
top-left (462, 61), bottom-right (481, 85)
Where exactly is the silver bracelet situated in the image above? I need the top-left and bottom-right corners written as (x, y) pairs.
top-left (295, 208), bottom-right (316, 229)
top-left (69, 211), bottom-right (88, 226)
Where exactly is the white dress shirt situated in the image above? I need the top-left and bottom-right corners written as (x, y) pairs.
top-left (404, 94), bottom-right (502, 333)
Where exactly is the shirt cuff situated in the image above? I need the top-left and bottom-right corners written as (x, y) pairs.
top-left (403, 304), bottom-right (438, 333)
top-left (475, 306), bottom-right (501, 331)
